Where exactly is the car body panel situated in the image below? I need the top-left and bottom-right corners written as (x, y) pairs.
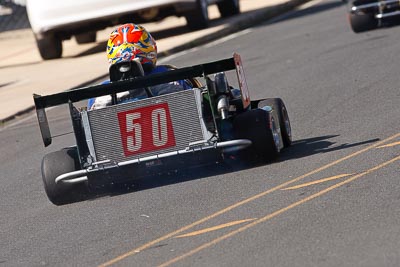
top-left (27, 0), bottom-right (216, 34)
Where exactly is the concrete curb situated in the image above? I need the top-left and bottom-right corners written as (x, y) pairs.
top-left (0, 0), bottom-right (312, 126)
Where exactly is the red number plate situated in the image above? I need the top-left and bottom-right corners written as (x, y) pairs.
top-left (117, 103), bottom-right (176, 157)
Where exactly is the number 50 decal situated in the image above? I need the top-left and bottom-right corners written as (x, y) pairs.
top-left (117, 103), bottom-right (176, 157)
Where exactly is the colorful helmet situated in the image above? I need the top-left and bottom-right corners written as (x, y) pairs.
top-left (106, 24), bottom-right (157, 70)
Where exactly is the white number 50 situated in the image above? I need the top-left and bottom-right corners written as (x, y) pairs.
top-left (152, 108), bottom-right (168, 147)
top-left (126, 112), bottom-right (142, 152)
top-left (125, 108), bottom-right (169, 152)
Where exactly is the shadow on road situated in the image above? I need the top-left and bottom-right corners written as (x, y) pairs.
top-left (268, 0), bottom-right (346, 25)
top-left (1, 0), bottom-right (349, 63)
top-left (81, 134), bottom-right (380, 204)
top-left (72, 0), bottom-right (348, 59)
top-left (280, 135), bottom-right (380, 161)
top-left (0, 2), bottom-right (30, 32)
top-left (72, 15), bottom-right (225, 59)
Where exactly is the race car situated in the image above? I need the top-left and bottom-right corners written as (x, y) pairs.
top-left (348, 0), bottom-right (400, 32)
top-left (33, 53), bottom-right (292, 205)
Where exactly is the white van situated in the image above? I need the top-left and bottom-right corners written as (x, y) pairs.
top-left (26, 0), bottom-right (239, 60)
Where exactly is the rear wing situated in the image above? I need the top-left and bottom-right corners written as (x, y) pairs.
top-left (33, 53), bottom-right (249, 147)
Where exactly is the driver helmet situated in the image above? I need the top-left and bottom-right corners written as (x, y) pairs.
top-left (106, 24), bottom-right (157, 72)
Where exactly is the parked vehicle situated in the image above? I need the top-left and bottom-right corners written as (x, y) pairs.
top-left (348, 0), bottom-right (400, 32)
top-left (26, 0), bottom-right (240, 60)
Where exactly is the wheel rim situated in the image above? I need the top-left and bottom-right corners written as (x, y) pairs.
top-left (282, 106), bottom-right (292, 139)
top-left (271, 117), bottom-right (281, 151)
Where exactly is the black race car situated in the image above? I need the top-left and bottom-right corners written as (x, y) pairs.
top-left (33, 53), bottom-right (292, 205)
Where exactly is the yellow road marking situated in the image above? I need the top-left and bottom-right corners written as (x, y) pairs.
top-left (281, 173), bottom-right (354, 190)
top-left (159, 155), bottom-right (400, 267)
top-left (377, 141), bottom-right (400, 148)
top-left (98, 132), bottom-right (400, 267)
top-left (174, 218), bottom-right (257, 238)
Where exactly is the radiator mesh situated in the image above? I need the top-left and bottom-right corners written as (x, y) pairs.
top-left (87, 90), bottom-right (205, 162)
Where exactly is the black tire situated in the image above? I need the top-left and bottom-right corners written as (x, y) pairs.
top-left (233, 109), bottom-right (280, 163)
top-left (349, 12), bottom-right (378, 33)
top-left (41, 147), bottom-right (87, 205)
top-left (75, 31), bottom-right (97, 44)
top-left (217, 0), bottom-right (240, 18)
top-left (35, 34), bottom-right (62, 60)
top-left (276, 99), bottom-right (292, 147)
top-left (185, 0), bottom-right (209, 30)
top-left (259, 98), bottom-right (292, 147)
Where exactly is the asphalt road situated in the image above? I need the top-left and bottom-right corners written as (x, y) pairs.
top-left (1, 0), bottom-right (400, 266)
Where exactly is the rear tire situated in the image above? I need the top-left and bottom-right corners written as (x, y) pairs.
top-left (185, 0), bottom-right (209, 30)
top-left (217, 0), bottom-right (240, 17)
top-left (75, 31), bottom-right (97, 44)
top-left (41, 147), bottom-right (87, 205)
top-left (276, 99), bottom-right (292, 147)
top-left (35, 34), bottom-right (62, 60)
top-left (259, 98), bottom-right (292, 147)
top-left (233, 109), bottom-right (280, 163)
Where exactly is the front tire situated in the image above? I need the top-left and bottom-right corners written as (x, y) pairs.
top-left (41, 147), bottom-right (87, 205)
top-left (218, 0), bottom-right (240, 17)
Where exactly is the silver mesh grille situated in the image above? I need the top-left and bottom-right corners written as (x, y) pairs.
top-left (87, 89), bottom-right (205, 162)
